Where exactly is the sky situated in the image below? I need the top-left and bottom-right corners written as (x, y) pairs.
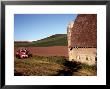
top-left (14, 14), bottom-right (78, 41)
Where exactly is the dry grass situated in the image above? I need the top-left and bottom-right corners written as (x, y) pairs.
top-left (73, 63), bottom-right (97, 76)
top-left (14, 56), bottom-right (66, 76)
top-left (14, 56), bottom-right (97, 76)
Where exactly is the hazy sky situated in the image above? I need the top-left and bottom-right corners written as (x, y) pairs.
top-left (14, 14), bottom-right (78, 41)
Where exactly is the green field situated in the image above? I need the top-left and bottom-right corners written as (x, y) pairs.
top-left (14, 34), bottom-right (68, 47)
top-left (14, 56), bottom-right (97, 76)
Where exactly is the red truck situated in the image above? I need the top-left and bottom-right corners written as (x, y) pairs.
top-left (16, 48), bottom-right (32, 59)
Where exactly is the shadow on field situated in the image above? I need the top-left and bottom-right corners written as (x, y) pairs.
top-left (14, 70), bottom-right (23, 76)
top-left (54, 59), bottom-right (81, 76)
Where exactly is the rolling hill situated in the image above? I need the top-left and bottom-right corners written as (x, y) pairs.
top-left (14, 34), bottom-right (68, 47)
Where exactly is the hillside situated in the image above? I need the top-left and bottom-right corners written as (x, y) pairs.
top-left (14, 34), bottom-right (68, 47)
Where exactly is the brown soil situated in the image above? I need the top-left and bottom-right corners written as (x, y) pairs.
top-left (14, 46), bottom-right (68, 57)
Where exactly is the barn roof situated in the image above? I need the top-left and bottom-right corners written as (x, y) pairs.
top-left (70, 14), bottom-right (97, 48)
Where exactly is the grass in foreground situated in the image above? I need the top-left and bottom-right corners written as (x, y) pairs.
top-left (14, 56), bottom-right (97, 76)
top-left (73, 63), bottom-right (97, 76)
top-left (14, 56), bottom-right (67, 76)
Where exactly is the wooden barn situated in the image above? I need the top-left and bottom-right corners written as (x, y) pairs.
top-left (67, 14), bottom-right (97, 65)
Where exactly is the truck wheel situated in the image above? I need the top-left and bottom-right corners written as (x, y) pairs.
top-left (28, 54), bottom-right (32, 57)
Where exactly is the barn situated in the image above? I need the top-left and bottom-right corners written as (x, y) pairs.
top-left (67, 14), bottom-right (97, 65)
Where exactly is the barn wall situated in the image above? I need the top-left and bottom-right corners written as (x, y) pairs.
top-left (67, 14), bottom-right (97, 65)
top-left (68, 48), bottom-right (97, 65)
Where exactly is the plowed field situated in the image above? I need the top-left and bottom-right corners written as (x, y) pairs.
top-left (14, 46), bottom-right (68, 57)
